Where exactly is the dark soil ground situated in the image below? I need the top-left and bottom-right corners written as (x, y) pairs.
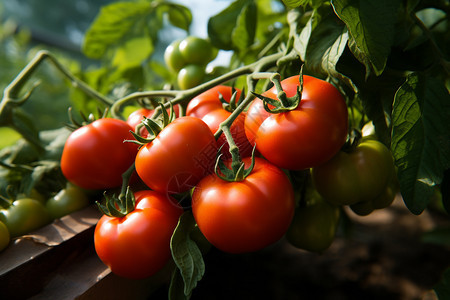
top-left (180, 197), bottom-right (450, 300)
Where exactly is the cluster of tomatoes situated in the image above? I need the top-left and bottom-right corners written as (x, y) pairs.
top-left (0, 184), bottom-right (90, 252)
top-left (58, 73), bottom-right (397, 279)
top-left (164, 36), bottom-right (218, 89)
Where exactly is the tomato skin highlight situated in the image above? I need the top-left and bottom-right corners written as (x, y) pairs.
top-left (191, 157), bottom-right (295, 254)
top-left (61, 118), bottom-right (138, 190)
top-left (135, 116), bottom-right (218, 194)
top-left (94, 190), bottom-right (183, 279)
top-left (244, 75), bottom-right (348, 170)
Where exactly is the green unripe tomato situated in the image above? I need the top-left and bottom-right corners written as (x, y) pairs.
top-left (46, 184), bottom-right (90, 219)
top-left (164, 39), bottom-right (186, 73)
top-left (179, 36), bottom-right (217, 65)
top-left (286, 196), bottom-right (340, 253)
top-left (349, 168), bottom-right (398, 216)
top-left (177, 64), bottom-right (205, 90)
top-left (0, 221), bottom-right (9, 252)
top-left (312, 139), bottom-right (395, 206)
top-left (349, 200), bottom-right (374, 216)
top-left (0, 198), bottom-right (51, 238)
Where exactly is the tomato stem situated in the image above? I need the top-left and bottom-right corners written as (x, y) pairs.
top-left (96, 186), bottom-right (136, 218)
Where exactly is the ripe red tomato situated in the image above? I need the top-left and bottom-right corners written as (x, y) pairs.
top-left (244, 75), bottom-right (348, 170)
top-left (187, 85), bottom-right (239, 119)
top-left (186, 85), bottom-right (253, 159)
top-left (135, 116), bottom-right (218, 194)
top-left (61, 118), bottom-right (138, 190)
top-left (191, 157), bottom-right (295, 253)
top-left (94, 190), bottom-right (183, 279)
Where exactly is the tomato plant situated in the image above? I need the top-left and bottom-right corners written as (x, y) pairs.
top-left (244, 75), bottom-right (348, 170)
top-left (312, 138), bottom-right (396, 207)
top-left (186, 85), bottom-right (253, 158)
top-left (191, 157), bottom-right (295, 253)
top-left (135, 116), bottom-right (218, 194)
top-left (1, 0), bottom-right (450, 298)
top-left (0, 198), bottom-right (51, 238)
top-left (0, 221), bottom-right (10, 252)
top-left (46, 183), bottom-right (90, 219)
top-left (60, 118), bottom-right (139, 190)
top-left (94, 190), bottom-right (183, 279)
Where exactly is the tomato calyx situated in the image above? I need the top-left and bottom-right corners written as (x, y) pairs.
top-left (65, 107), bottom-right (108, 131)
top-left (220, 87), bottom-right (245, 113)
top-left (96, 187), bottom-right (136, 218)
top-left (129, 102), bottom-right (176, 145)
top-left (252, 73), bottom-right (303, 114)
top-left (214, 146), bottom-right (256, 182)
top-left (341, 128), bottom-right (363, 153)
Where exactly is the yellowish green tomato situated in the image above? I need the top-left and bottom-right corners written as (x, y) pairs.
top-left (46, 184), bottom-right (90, 220)
top-left (177, 64), bottom-right (205, 90)
top-left (0, 220), bottom-right (9, 252)
top-left (164, 39), bottom-right (185, 73)
top-left (286, 197), bottom-right (340, 253)
top-left (0, 198), bottom-right (51, 238)
top-left (179, 36), bottom-right (217, 65)
top-left (350, 172), bottom-right (398, 216)
top-left (312, 138), bottom-right (395, 206)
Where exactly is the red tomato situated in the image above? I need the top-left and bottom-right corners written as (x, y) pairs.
top-left (61, 118), bottom-right (138, 190)
top-left (135, 116), bottom-right (218, 194)
top-left (187, 85), bottom-right (239, 119)
top-left (127, 106), bottom-right (180, 136)
top-left (186, 86), bottom-right (252, 159)
top-left (244, 75), bottom-right (348, 170)
top-left (191, 157), bottom-right (295, 253)
top-left (94, 190), bottom-right (183, 279)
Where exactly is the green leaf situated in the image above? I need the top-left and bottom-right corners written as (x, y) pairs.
top-left (208, 0), bottom-right (251, 50)
top-left (165, 3), bottom-right (192, 32)
top-left (391, 73), bottom-right (450, 214)
top-left (231, 1), bottom-right (257, 53)
top-left (82, 2), bottom-right (152, 59)
top-left (11, 108), bottom-right (43, 152)
top-left (170, 211), bottom-right (205, 298)
top-left (321, 28), bottom-right (348, 77)
top-left (302, 7), bottom-right (345, 74)
top-left (291, 9), bottom-right (317, 62)
top-left (331, 0), bottom-right (400, 77)
top-left (112, 36), bottom-right (153, 67)
top-left (169, 268), bottom-right (189, 300)
top-left (434, 268), bottom-right (450, 300)
top-left (282, 0), bottom-right (310, 9)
